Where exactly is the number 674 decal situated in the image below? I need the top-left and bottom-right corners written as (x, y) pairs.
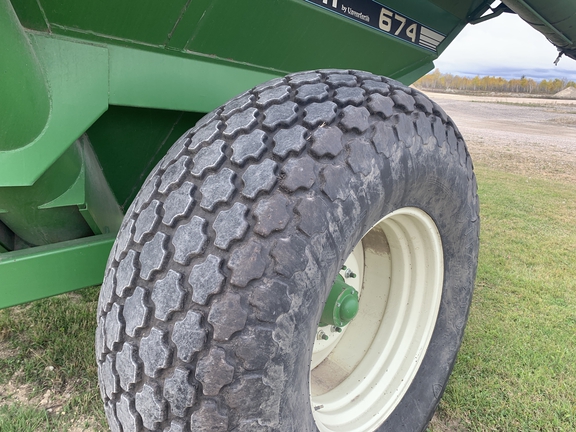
top-left (308, 0), bottom-right (445, 53)
top-left (378, 7), bottom-right (417, 42)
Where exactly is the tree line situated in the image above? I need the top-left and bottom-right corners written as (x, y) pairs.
top-left (414, 69), bottom-right (576, 95)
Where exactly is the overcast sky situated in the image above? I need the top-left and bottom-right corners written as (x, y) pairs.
top-left (434, 12), bottom-right (576, 81)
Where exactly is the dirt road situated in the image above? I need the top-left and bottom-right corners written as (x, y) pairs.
top-left (421, 91), bottom-right (576, 183)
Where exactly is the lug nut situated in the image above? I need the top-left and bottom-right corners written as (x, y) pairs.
top-left (317, 331), bottom-right (329, 341)
top-left (344, 268), bottom-right (356, 279)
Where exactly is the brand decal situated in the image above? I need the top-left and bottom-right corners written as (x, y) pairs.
top-left (306, 0), bottom-right (445, 52)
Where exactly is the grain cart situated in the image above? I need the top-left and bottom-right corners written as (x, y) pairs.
top-left (1, 0), bottom-right (575, 430)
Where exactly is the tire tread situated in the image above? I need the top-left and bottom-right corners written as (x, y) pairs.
top-left (98, 70), bottom-right (479, 431)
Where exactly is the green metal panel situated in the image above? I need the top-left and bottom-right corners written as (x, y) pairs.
top-left (39, 0), bottom-right (189, 46)
top-left (37, 135), bottom-right (124, 236)
top-left (86, 107), bottom-right (205, 210)
top-left (180, 0), bottom-right (454, 76)
top-left (427, 0), bottom-right (479, 21)
top-left (81, 136), bottom-right (124, 235)
top-left (9, 0), bottom-right (49, 31)
top-left (0, 32), bottom-right (279, 188)
top-left (10, 0), bottom-right (485, 89)
top-left (165, 0), bottom-right (211, 50)
top-left (0, 221), bottom-right (15, 252)
top-left (0, 34), bottom-right (108, 187)
top-left (502, 0), bottom-right (576, 60)
top-left (0, 0), bottom-right (50, 151)
top-left (108, 46), bottom-right (280, 112)
top-left (0, 136), bottom-right (122, 246)
top-left (0, 143), bottom-right (93, 245)
top-left (0, 234), bottom-right (114, 309)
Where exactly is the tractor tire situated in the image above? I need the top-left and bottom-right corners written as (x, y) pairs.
top-left (97, 69), bottom-right (479, 432)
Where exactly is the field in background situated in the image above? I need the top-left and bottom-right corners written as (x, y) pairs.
top-left (0, 94), bottom-right (575, 431)
top-left (415, 69), bottom-right (576, 97)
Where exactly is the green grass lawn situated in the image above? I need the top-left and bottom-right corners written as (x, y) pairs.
top-left (432, 165), bottom-right (576, 431)
top-left (0, 164), bottom-right (574, 431)
top-left (0, 287), bottom-right (106, 431)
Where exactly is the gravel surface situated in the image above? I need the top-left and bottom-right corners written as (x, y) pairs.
top-left (422, 91), bottom-right (576, 183)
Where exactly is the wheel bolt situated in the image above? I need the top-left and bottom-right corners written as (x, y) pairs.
top-left (317, 331), bottom-right (329, 341)
top-left (344, 268), bottom-right (356, 278)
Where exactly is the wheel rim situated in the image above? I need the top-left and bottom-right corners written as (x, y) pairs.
top-left (310, 207), bottom-right (444, 432)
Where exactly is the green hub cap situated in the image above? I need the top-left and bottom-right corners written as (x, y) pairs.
top-left (320, 274), bottom-right (359, 327)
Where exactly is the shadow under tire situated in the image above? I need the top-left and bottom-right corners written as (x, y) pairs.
top-left (96, 69), bottom-right (479, 432)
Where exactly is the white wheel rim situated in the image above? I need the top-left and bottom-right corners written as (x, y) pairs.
top-left (310, 207), bottom-right (444, 432)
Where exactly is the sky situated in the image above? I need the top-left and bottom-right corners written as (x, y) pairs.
top-left (434, 12), bottom-right (576, 81)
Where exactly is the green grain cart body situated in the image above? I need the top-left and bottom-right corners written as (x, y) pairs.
top-left (1, 1), bottom-right (575, 430)
top-left (0, 0), bottom-right (485, 307)
top-left (2, 0), bottom-right (575, 307)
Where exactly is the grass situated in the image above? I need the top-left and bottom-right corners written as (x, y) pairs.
top-left (0, 286), bottom-right (107, 431)
top-left (0, 165), bottom-right (575, 431)
top-left (431, 165), bottom-right (576, 431)
top-left (0, 404), bottom-right (52, 431)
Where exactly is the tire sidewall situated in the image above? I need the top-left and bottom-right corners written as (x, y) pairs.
top-left (283, 124), bottom-right (479, 432)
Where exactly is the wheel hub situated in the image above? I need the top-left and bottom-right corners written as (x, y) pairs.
top-left (319, 273), bottom-right (359, 328)
top-left (310, 207), bottom-right (444, 432)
